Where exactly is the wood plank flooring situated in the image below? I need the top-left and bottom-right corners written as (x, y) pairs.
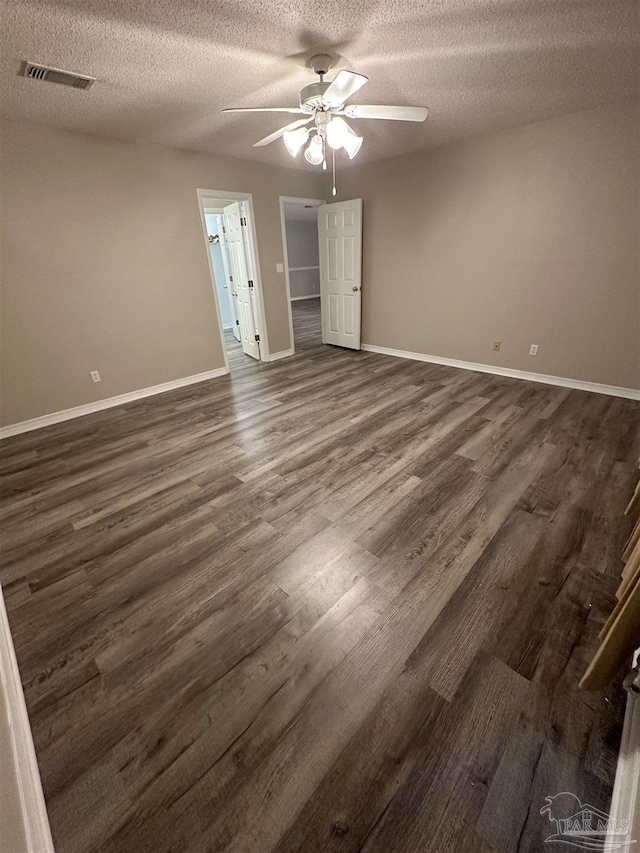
top-left (1, 298), bottom-right (638, 853)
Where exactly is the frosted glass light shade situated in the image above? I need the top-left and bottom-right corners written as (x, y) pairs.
top-left (326, 117), bottom-right (349, 150)
top-left (304, 135), bottom-right (324, 165)
top-left (327, 117), bottom-right (362, 159)
top-left (343, 131), bottom-right (363, 159)
top-left (283, 126), bottom-right (309, 156)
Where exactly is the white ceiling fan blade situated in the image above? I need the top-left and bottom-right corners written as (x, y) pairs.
top-left (345, 105), bottom-right (428, 122)
top-left (224, 107), bottom-right (308, 115)
top-left (322, 70), bottom-right (368, 108)
top-left (253, 117), bottom-right (312, 148)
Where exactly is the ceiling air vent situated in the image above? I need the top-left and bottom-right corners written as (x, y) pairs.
top-left (22, 62), bottom-right (95, 90)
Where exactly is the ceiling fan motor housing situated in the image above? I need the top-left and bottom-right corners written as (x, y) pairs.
top-left (299, 81), bottom-right (331, 110)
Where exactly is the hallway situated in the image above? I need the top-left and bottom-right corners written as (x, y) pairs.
top-left (224, 298), bottom-right (322, 370)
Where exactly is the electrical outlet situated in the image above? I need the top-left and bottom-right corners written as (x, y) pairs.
top-left (529, 344), bottom-right (539, 356)
top-left (492, 341), bottom-right (501, 352)
top-left (276, 263), bottom-right (284, 273)
top-left (90, 370), bottom-right (101, 383)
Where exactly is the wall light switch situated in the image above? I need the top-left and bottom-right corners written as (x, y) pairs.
top-left (90, 370), bottom-right (101, 382)
top-left (276, 263), bottom-right (284, 273)
top-left (492, 341), bottom-right (501, 352)
top-left (529, 344), bottom-right (539, 356)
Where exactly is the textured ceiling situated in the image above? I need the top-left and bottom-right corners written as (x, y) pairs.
top-left (1, 0), bottom-right (638, 169)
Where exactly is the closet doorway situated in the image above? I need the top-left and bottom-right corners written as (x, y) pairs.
top-left (280, 196), bottom-right (325, 354)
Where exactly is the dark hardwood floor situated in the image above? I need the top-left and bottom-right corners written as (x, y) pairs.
top-left (1, 298), bottom-right (638, 853)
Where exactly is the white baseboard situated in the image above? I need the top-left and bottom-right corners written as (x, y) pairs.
top-left (270, 348), bottom-right (295, 362)
top-left (290, 294), bottom-right (320, 302)
top-left (0, 587), bottom-right (55, 853)
top-left (0, 368), bottom-right (229, 439)
top-left (360, 344), bottom-right (640, 401)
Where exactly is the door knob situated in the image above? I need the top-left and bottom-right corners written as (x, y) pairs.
top-left (352, 286), bottom-right (360, 292)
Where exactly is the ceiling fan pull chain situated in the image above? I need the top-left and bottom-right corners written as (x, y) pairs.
top-left (332, 147), bottom-right (337, 197)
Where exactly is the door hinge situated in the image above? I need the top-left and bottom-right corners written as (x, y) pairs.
top-left (240, 216), bottom-right (247, 226)
top-left (236, 320), bottom-right (240, 326)
top-left (248, 280), bottom-right (254, 288)
top-left (222, 225), bottom-right (226, 234)
top-left (229, 274), bottom-right (233, 282)
top-left (255, 334), bottom-right (260, 342)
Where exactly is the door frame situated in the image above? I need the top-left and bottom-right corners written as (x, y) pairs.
top-left (196, 188), bottom-right (270, 363)
top-left (279, 196), bottom-right (326, 357)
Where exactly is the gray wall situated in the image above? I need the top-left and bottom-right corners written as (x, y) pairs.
top-left (285, 219), bottom-right (320, 299)
top-left (2, 103), bottom-right (638, 430)
top-left (337, 103), bottom-right (640, 390)
top-left (0, 119), bottom-right (324, 426)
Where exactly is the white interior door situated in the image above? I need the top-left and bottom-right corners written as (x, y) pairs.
top-left (239, 200), bottom-right (261, 342)
top-left (223, 202), bottom-right (260, 359)
top-left (217, 214), bottom-right (240, 341)
top-left (318, 199), bottom-right (362, 349)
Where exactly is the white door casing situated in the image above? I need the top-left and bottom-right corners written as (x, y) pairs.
top-left (223, 202), bottom-right (260, 359)
top-left (318, 198), bottom-right (362, 350)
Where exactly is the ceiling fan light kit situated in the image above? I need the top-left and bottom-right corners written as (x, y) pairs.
top-left (304, 134), bottom-right (324, 166)
top-left (326, 116), bottom-right (363, 159)
top-left (326, 116), bottom-right (349, 150)
top-left (283, 125), bottom-right (310, 156)
top-left (223, 54), bottom-right (428, 193)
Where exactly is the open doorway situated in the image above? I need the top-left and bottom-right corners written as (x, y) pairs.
top-left (197, 189), bottom-right (269, 368)
top-left (280, 196), bottom-right (325, 354)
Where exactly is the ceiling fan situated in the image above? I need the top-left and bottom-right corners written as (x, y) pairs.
top-left (223, 54), bottom-right (428, 193)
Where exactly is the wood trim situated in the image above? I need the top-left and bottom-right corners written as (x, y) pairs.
top-left (617, 542), bottom-right (640, 602)
top-left (0, 368), bottom-right (229, 439)
top-left (623, 520), bottom-right (640, 563)
top-left (626, 481), bottom-right (640, 519)
top-left (607, 690), bottom-right (640, 849)
top-left (0, 587), bottom-right (54, 852)
top-left (360, 344), bottom-right (640, 401)
top-left (290, 295), bottom-right (321, 302)
top-left (581, 473), bottom-right (640, 691)
top-left (580, 583), bottom-right (640, 690)
top-left (288, 266), bottom-right (320, 272)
